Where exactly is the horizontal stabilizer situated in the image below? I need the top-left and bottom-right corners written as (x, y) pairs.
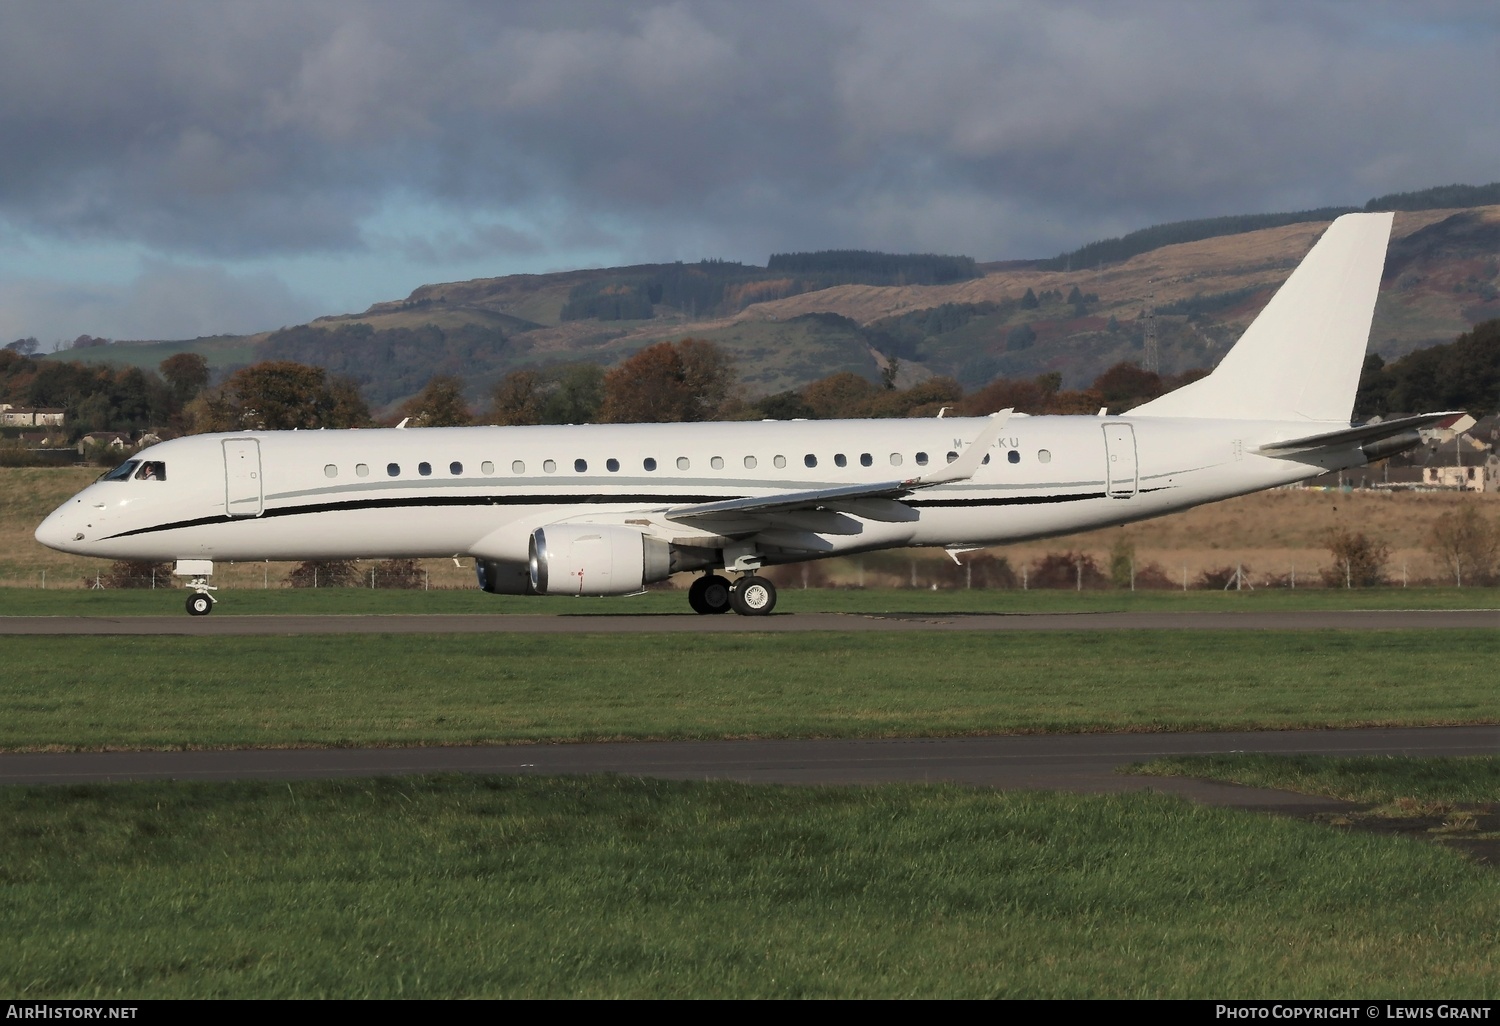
top-left (1256, 412), bottom-right (1463, 455)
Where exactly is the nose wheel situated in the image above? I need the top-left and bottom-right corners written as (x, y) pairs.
top-left (184, 577), bottom-right (217, 616)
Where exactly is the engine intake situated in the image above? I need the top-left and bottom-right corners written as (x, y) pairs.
top-left (529, 525), bottom-right (672, 596)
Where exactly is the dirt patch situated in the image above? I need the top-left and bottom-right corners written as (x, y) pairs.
top-left (1300, 801), bottom-right (1500, 867)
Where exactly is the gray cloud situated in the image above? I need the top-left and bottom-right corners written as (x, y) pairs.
top-left (0, 262), bottom-right (322, 344)
top-left (0, 0), bottom-right (1496, 271)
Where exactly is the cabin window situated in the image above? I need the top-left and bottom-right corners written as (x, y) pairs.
top-left (860, 453), bottom-right (872, 467)
top-left (133, 461), bottom-right (167, 481)
top-left (915, 452), bottom-right (929, 466)
top-left (1008, 450), bottom-right (1021, 464)
top-left (481, 461), bottom-right (494, 474)
top-left (946, 451), bottom-right (958, 464)
top-left (511, 460), bottom-right (525, 474)
top-left (607, 458), bottom-right (620, 472)
top-left (1037, 449), bottom-right (1051, 463)
top-left (676, 457), bottom-right (690, 470)
top-left (574, 459), bottom-right (588, 472)
top-left (356, 463), bottom-right (370, 477)
top-left (418, 462), bottom-right (432, 476)
top-left (834, 454), bottom-right (847, 468)
top-left (100, 461), bottom-right (140, 482)
top-left (644, 457), bottom-right (657, 471)
top-left (744, 455), bottom-right (758, 469)
top-left (387, 463), bottom-right (401, 477)
top-left (889, 453), bottom-right (903, 467)
top-left (773, 455), bottom-right (786, 469)
top-left (543, 459), bottom-right (557, 473)
top-left (323, 464), bottom-right (338, 479)
top-left (711, 456), bottom-right (724, 470)
top-left (804, 454), bottom-right (817, 468)
top-left (449, 462), bottom-right (463, 475)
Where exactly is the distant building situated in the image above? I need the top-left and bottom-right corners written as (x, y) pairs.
top-left (1423, 458), bottom-right (1500, 493)
top-left (0, 404), bottom-right (66, 427)
top-left (77, 431), bottom-right (131, 451)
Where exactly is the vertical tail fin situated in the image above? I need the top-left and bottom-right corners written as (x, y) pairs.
top-left (1130, 211), bottom-right (1393, 423)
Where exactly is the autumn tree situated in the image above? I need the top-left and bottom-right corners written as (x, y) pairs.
top-left (487, 364), bottom-right (605, 425)
top-left (1091, 362), bottom-right (1164, 411)
top-left (489, 369), bottom-right (546, 425)
top-left (598, 339), bottom-right (734, 423)
top-left (159, 353), bottom-right (210, 406)
top-left (395, 375), bottom-right (472, 427)
top-left (186, 361), bottom-right (370, 433)
top-left (801, 371), bottom-right (879, 419)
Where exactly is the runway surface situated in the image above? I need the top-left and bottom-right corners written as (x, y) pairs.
top-left (3, 727), bottom-right (1494, 811)
top-left (1, 608), bottom-right (1497, 635)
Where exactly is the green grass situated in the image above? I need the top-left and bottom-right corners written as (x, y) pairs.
top-left (1, 584), bottom-right (1497, 617)
top-left (2, 631), bottom-right (1496, 751)
top-left (1132, 755), bottom-right (1500, 805)
top-left (2, 775), bottom-right (1496, 998)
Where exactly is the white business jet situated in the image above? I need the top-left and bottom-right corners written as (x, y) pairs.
top-left (36, 212), bottom-right (1448, 616)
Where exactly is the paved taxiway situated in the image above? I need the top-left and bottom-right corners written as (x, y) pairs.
top-left (3, 727), bottom-right (1494, 811)
top-left (1, 608), bottom-right (1496, 635)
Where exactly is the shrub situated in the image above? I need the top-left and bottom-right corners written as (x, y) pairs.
top-left (370, 559), bottom-right (424, 589)
top-left (1427, 504), bottom-right (1499, 586)
top-left (87, 560), bottom-right (173, 589)
top-left (285, 560), bottom-right (360, 588)
top-left (1027, 552), bottom-right (1107, 589)
top-left (1319, 529), bottom-right (1389, 588)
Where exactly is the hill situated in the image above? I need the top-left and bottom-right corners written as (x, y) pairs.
top-left (55, 193), bottom-right (1500, 406)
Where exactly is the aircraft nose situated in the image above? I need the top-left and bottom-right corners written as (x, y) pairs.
top-left (35, 504), bottom-right (83, 553)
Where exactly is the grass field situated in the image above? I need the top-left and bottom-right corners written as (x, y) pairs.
top-left (2, 630), bottom-right (1496, 751)
top-left (2, 775), bottom-right (1497, 999)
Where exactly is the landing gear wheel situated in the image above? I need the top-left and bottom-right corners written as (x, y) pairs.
top-left (729, 575), bottom-right (777, 616)
top-left (186, 593), bottom-right (214, 616)
top-left (688, 574), bottom-right (733, 615)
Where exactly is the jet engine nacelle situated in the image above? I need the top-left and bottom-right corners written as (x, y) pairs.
top-left (529, 524), bottom-right (672, 596)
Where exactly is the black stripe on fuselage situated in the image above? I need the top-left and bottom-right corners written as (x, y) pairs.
top-left (101, 486), bottom-right (1164, 541)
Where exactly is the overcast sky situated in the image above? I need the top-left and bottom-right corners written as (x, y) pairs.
top-left (1, 0), bottom-right (1496, 344)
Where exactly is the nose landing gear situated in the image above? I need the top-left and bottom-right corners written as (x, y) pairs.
top-left (175, 559), bottom-right (217, 616)
top-left (185, 587), bottom-right (216, 616)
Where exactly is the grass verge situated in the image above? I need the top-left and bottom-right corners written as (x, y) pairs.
top-left (2, 775), bottom-right (1497, 998)
top-left (0, 585), bottom-right (1497, 617)
top-left (1131, 754), bottom-right (1500, 805)
top-left (1, 631), bottom-right (1496, 751)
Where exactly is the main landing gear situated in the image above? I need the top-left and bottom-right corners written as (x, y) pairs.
top-left (688, 572), bottom-right (777, 616)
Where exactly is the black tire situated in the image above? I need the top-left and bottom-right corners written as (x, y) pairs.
top-left (186, 593), bottom-right (213, 616)
top-left (689, 574), bottom-right (732, 615)
top-left (729, 575), bottom-right (777, 616)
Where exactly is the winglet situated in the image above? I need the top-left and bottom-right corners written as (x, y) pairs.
top-left (903, 409), bottom-right (1012, 487)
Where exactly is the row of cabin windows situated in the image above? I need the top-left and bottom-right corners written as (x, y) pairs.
top-left (322, 448), bottom-right (1054, 479)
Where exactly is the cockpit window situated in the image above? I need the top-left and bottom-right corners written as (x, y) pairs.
top-left (99, 461), bottom-right (140, 482)
top-left (134, 461), bottom-right (166, 481)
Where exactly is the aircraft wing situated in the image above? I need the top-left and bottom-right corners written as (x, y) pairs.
top-left (663, 410), bottom-right (1012, 533)
top-left (1256, 412), bottom-right (1464, 455)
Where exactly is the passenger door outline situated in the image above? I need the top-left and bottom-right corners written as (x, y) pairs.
top-left (1103, 423), bottom-right (1138, 498)
top-left (223, 439), bottom-right (264, 517)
